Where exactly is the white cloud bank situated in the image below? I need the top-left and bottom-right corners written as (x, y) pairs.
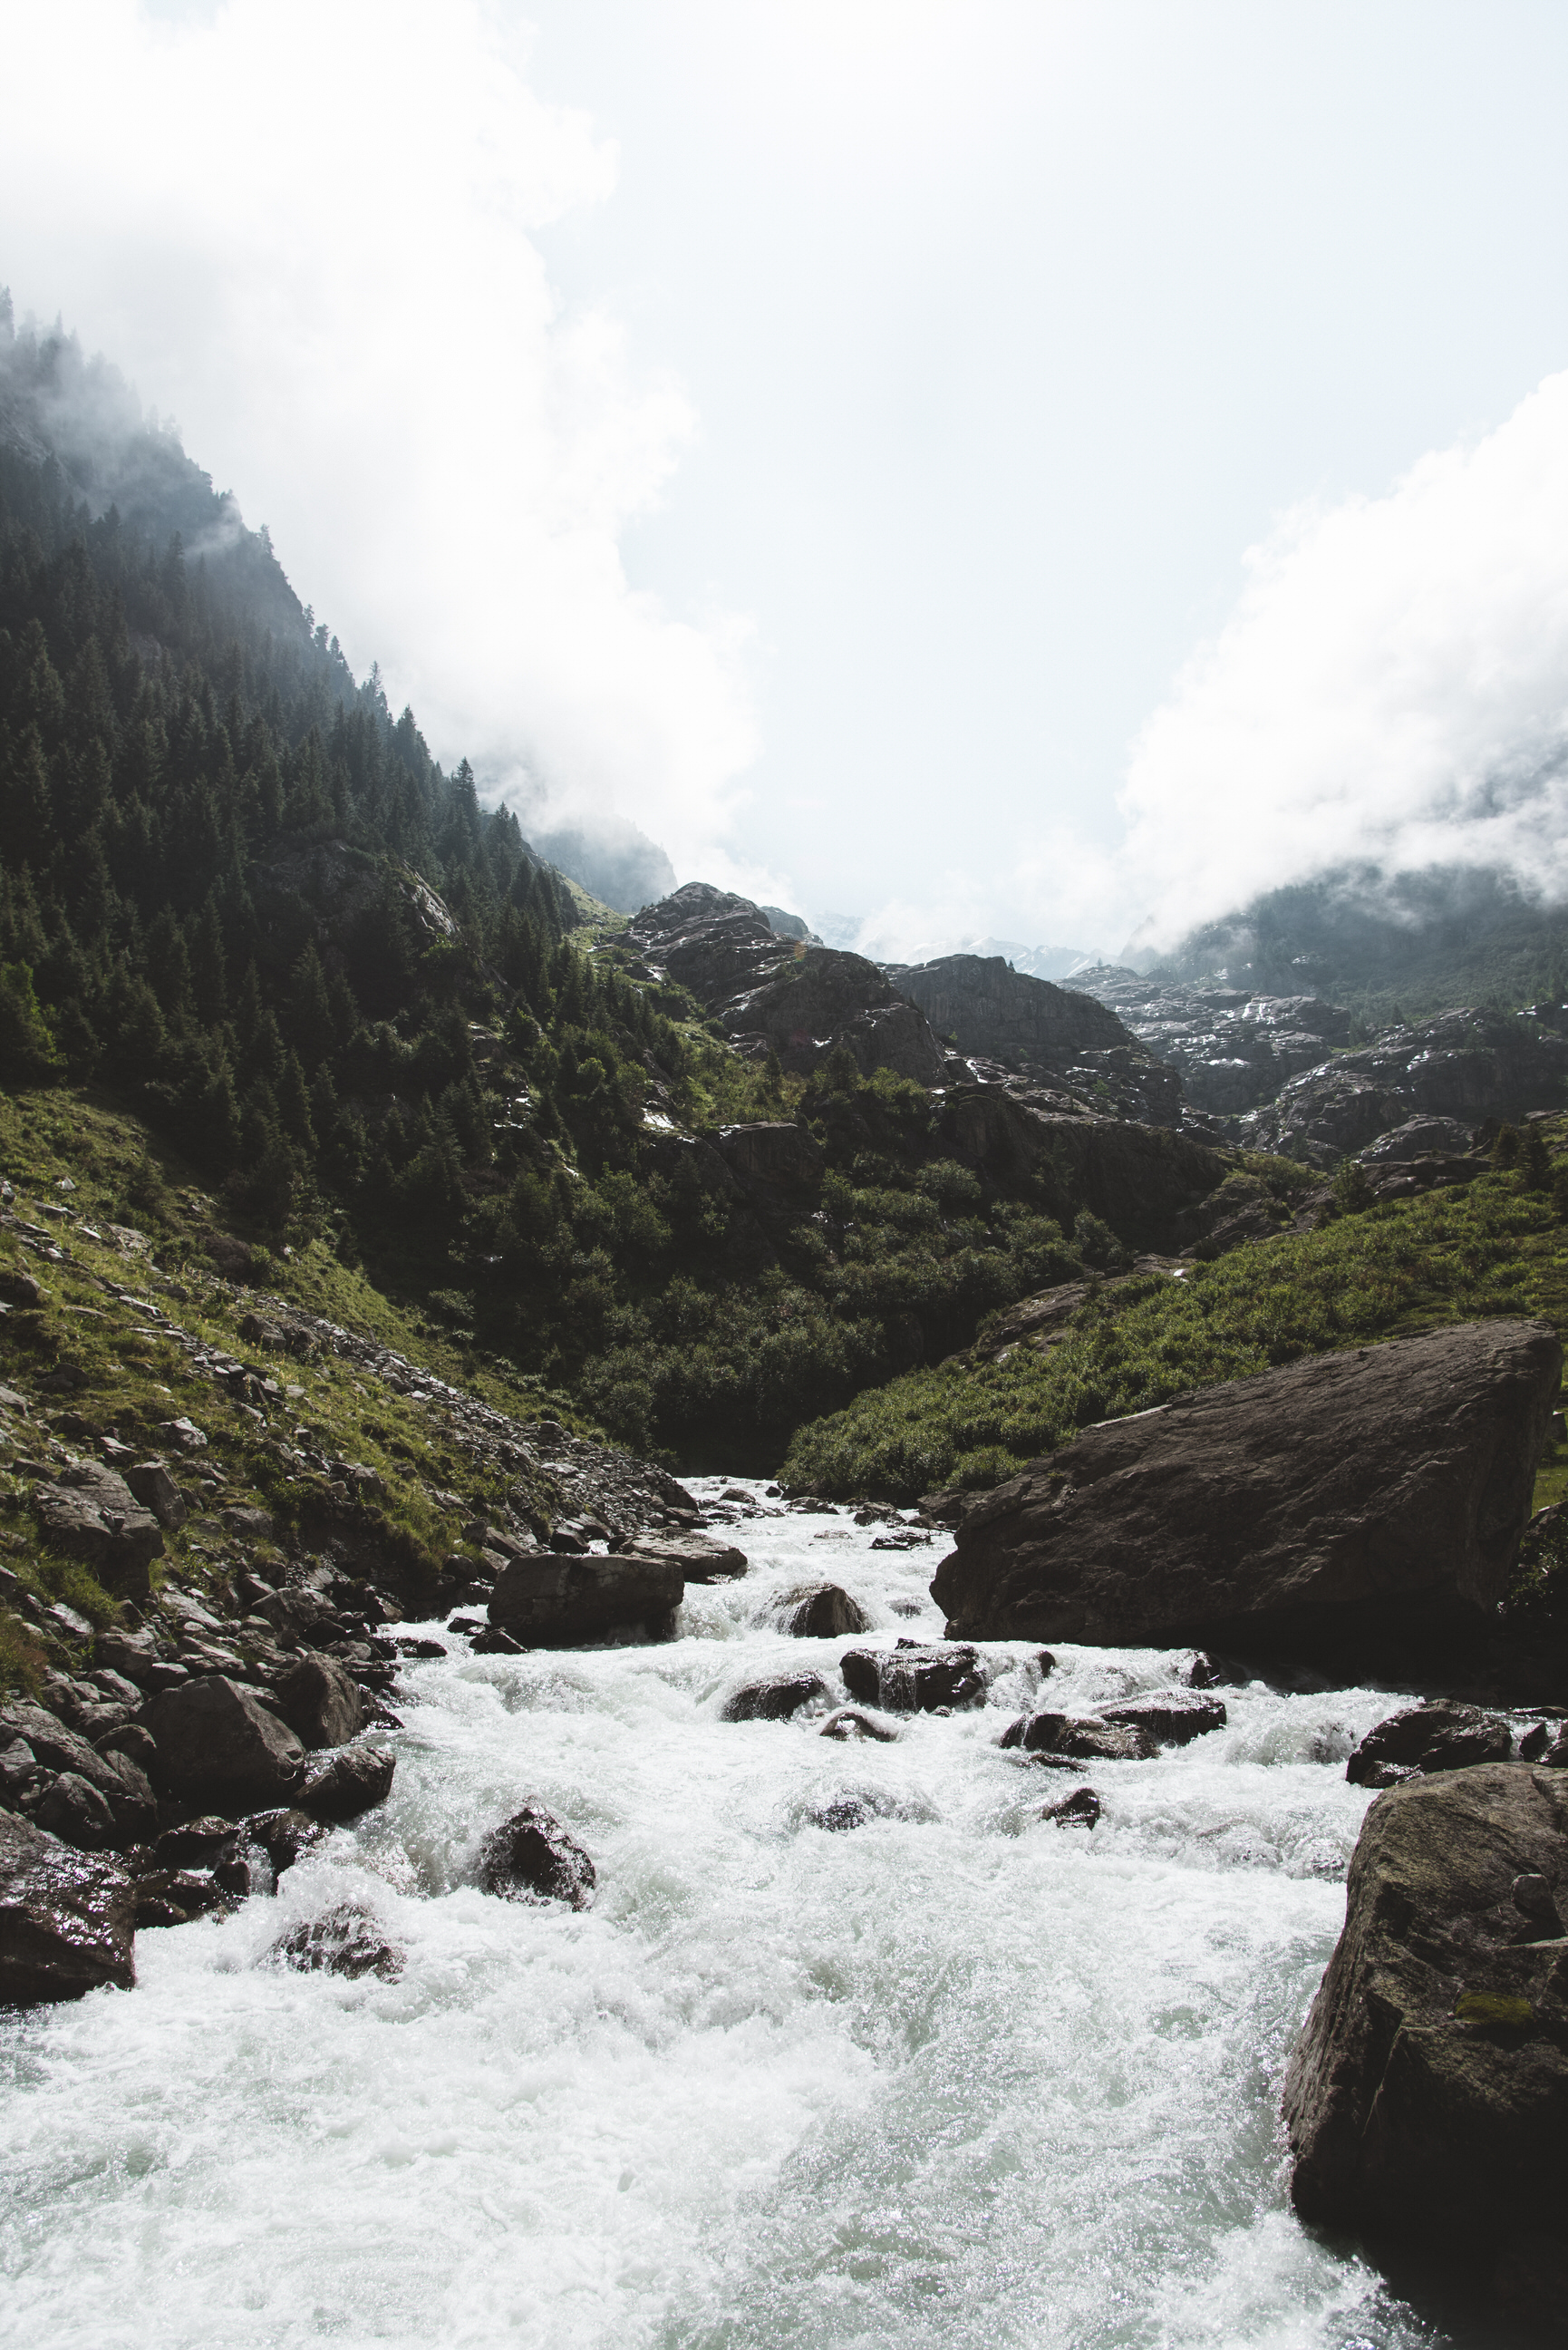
top-left (1114, 369), bottom-right (1568, 950)
top-left (0, 0), bottom-right (759, 879)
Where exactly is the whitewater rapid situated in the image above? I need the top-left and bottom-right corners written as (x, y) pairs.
top-left (1, 1484), bottom-right (1463, 2349)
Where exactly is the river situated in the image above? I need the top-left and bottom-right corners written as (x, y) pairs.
top-left (0, 1481), bottom-right (1498, 2348)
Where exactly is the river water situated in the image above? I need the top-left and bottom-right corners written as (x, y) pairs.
top-left (0, 1482), bottom-right (1504, 2349)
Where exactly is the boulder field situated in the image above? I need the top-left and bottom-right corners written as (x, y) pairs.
top-left (931, 1319), bottom-right (1562, 1665)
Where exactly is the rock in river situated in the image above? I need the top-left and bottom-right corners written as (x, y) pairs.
top-left (774, 1583), bottom-right (869, 1637)
top-left (0, 1811), bottom-right (137, 2005)
top-left (141, 1675), bottom-right (305, 1810)
top-left (298, 1743), bottom-right (396, 1822)
top-left (722, 1672), bottom-right (828, 1722)
top-left (489, 1552), bottom-right (685, 1645)
top-left (839, 1642), bottom-right (986, 1712)
top-left (1345, 1700), bottom-right (1513, 1788)
top-left (1282, 1763), bottom-right (1568, 2269)
top-left (479, 1802), bottom-right (595, 1908)
top-left (932, 1319), bottom-right (1562, 1664)
top-left (999, 1712), bottom-right (1157, 1762)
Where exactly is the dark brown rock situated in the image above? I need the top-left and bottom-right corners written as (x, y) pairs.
top-left (298, 1744), bottom-right (396, 1821)
top-left (0, 1701), bottom-right (154, 1839)
top-left (839, 1642), bottom-right (985, 1713)
top-left (33, 1461), bottom-right (163, 1596)
top-left (1039, 1786), bottom-right (1101, 1828)
top-left (274, 1901), bottom-right (402, 1980)
top-left (1345, 1702), bottom-right (1513, 1787)
top-left (999, 1712), bottom-right (1157, 1762)
top-left (249, 1807), bottom-right (329, 1878)
top-left (35, 1772), bottom-right (117, 1850)
top-left (274, 1654), bottom-right (363, 1750)
top-left (0, 1811), bottom-right (137, 2004)
top-left (933, 1320), bottom-right (1562, 1662)
top-left (721, 1673), bottom-right (828, 1723)
top-left (775, 1583), bottom-right (870, 1638)
top-left (140, 1675), bottom-right (305, 1809)
top-left (619, 1530), bottom-right (747, 1584)
top-left (1282, 1764), bottom-right (1568, 2256)
top-left (478, 1802), bottom-right (595, 1908)
top-left (1099, 1692), bottom-right (1227, 1746)
top-left (489, 1552), bottom-right (685, 1645)
top-left (818, 1705), bottom-right (901, 1742)
top-left (122, 1460), bottom-right (186, 1529)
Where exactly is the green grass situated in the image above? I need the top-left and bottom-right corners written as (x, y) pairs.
top-left (782, 1133), bottom-right (1568, 1501)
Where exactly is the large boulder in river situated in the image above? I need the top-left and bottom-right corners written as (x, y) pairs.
top-left (839, 1642), bottom-right (986, 1712)
top-left (774, 1583), bottom-right (869, 1637)
top-left (141, 1675), bottom-right (305, 1809)
top-left (618, 1529), bottom-right (747, 1584)
top-left (479, 1803), bottom-right (595, 1908)
top-left (0, 1811), bottom-right (137, 2005)
top-left (274, 1654), bottom-right (363, 1750)
top-left (932, 1320), bottom-right (1562, 1665)
top-left (489, 1552), bottom-right (684, 1645)
top-left (1282, 1764), bottom-right (1568, 2267)
top-left (1345, 1701), bottom-right (1513, 1787)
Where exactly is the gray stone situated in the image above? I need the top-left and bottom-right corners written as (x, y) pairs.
top-left (274, 1654), bottom-right (363, 1750)
top-left (839, 1642), bottom-right (986, 1713)
top-left (0, 1810), bottom-right (137, 2005)
top-left (1099, 1692), bottom-right (1228, 1746)
top-left (619, 1530), bottom-right (747, 1584)
top-left (274, 1900), bottom-right (402, 1980)
top-left (934, 1320), bottom-right (1562, 1663)
top-left (1345, 1701), bottom-right (1513, 1787)
top-left (1283, 1765), bottom-right (1568, 2257)
top-left (298, 1743), bottom-right (396, 1821)
top-left (489, 1552), bottom-right (685, 1646)
top-left (140, 1675), bottom-right (305, 1809)
top-left (35, 1772), bottom-right (117, 1850)
top-left (32, 1461), bottom-right (163, 1596)
top-left (122, 1460), bottom-right (186, 1529)
top-left (774, 1583), bottom-right (870, 1638)
top-left (1039, 1786), bottom-right (1102, 1828)
top-left (478, 1802), bottom-right (595, 1908)
top-left (999, 1712), bottom-right (1157, 1762)
top-left (0, 1701), bottom-right (153, 1838)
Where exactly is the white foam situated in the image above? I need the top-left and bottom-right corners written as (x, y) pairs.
top-left (0, 1480), bottom-right (1457, 2347)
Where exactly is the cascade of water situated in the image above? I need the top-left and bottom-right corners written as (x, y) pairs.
top-left (0, 1485), bottom-right (1466, 2349)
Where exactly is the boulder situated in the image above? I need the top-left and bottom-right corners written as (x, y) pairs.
top-left (489, 1552), bottom-right (685, 1646)
top-left (274, 1655), bottom-right (363, 1750)
top-left (478, 1803), bottom-right (595, 1908)
top-left (819, 1706), bottom-right (901, 1742)
top-left (774, 1583), bottom-right (870, 1638)
top-left (1099, 1692), bottom-right (1227, 1746)
top-left (274, 1901), bottom-right (403, 1980)
top-left (839, 1642), bottom-right (986, 1713)
top-left (1039, 1786), bottom-right (1101, 1828)
top-left (999, 1712), bottom-right (1157, 1762)
top-left (1345, 1701), bottom-right (1514, 1788)
top-left (1282, 1764), bottom-right (1568, 2265)
top-left (933, 1320), bottom-right (1562, 1663)
top-left (32, 1461), bottom-right (163, 1595)
top-left (721, 1673), bottom-right (828, 1723)
top-left (0, 1700), bottom-right (154, 1839)
top-left (619, 1530), bottom-right (747, 1585)
top-left (122, 1460), bottom-right (186, 1529)
top-left (249, 1807), bottom-right (329, 1879)
top-left (714, 1122), bottom-right (825, 1190)
top-left (0, 1811), bottom-right (137, 2004)
top-left (140, 1675), bottom-right (305, 1809)
top-left (298, 1744), bottom-right (396, 1822)
top-left (35, 1772), bottom-right (117, 1850)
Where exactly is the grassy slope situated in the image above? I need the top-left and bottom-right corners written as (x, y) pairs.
top-left (0, 1087), bottom-right (589, 1695)
top-left (783, 1121), bottom-right (1568, 1503)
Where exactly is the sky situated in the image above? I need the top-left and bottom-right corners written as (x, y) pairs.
top-left (7, 1), bottom-right (1568, 958)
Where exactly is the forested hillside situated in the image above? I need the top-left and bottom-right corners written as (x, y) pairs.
top-left (0, 310), bottom-right (1203, 1471)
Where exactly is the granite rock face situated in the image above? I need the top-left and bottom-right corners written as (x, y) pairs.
top-left (1283, 1765), bottom-right (1568, 2259)
top-left (884, 953), bottom-right (1132, 1068)
top-left (932, 1319), bottom-right (1562, 1663)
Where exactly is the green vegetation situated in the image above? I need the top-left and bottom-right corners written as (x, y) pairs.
top-left (783, 1133), bottom-right (1568, 1500)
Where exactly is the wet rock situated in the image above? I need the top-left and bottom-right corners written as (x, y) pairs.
top-left (121, 1460), bottom-right (186, 1529)
top-left (775, 1583), bottom-right (870, 1638)
top-left (489, 1552), bottom-right (685, 1645)
top-left (808, 1789), bottom-right (897, 1832)
top-left (839, 1642), bottom-right (986, 1713)
top-left (249, 1807), bottom-right (329, 1879)
top-left (0, 1700), bottom-right (155, 1839)
top-left (141, 1675), bottom-right (305, 1809)
top-left (32, 1461), bottom-right (163, 1596)
top-left (1039, 1786), bottom-right (1101, 1828)
top-left (35, 1772), bottom-right (117, 1850)
top-left (298, 1743), bottom-right (396, 1822)
top-left (1345, 1701), bottom-right (1514, 1787)
top-left (274, 1901), bottom-right (403, 1980)
top-left (819, 1706), bottom-right (902, 1742)
top-left (619, 1529), bottom-right (748, 1584)
top-left (478, 1802), bottom-right (595, 1908)
top-left (1283, 1764), bottom-right (1568, 2259)
top-left (0, 1811), bottom-right (137, 2004)
top-left (999, 1711), bottom-right (1157, 1762)
top-left (721, 1673), bottom-right (828, 1723)
top-left (1495, 2232), bottom-right (1568, 2327)
top-left (273, 1654), bottom-right (363, 1750)
top-left (1099, 1692), bottom-right (1227, 1746)
top-left (131, 1867), bottom-right (228, 1928)
top-left (155, 1816), bottom-right (239, 1869)
top-left (934, 1319), bottom-right (1562, 1665)
top-left (395, 1636), bottom-right (448, 1660)
top-left (469, 1626), bottom-right (526, 1655)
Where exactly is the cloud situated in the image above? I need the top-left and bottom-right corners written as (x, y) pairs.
top-left (0, 0), bottom-right (759, 877)
top-left (1114, 370), bottom-right (1568, 947)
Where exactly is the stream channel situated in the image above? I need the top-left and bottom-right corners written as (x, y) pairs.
top-left (0, 1480), bottom-right (1511, 2349)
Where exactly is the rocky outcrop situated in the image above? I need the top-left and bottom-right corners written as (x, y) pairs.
top-left (1244, 1007), bottom-right (1568, 1165)
top-left (488, 1552), bottom-right (685, 1644)
top-left (626, 883), bottom-right (947, 1083)
top-left (932, 1320), bottom-right (1562, 1663)
top-left (885, 954), bottom-right (1132, 1064)
top-left (713, 1122), bottom-right (824, 1190)
top-left (141, 1675), bottom-right (306, 1810)
top-left (1282, 1765), bottom-right (1568, 2270)
top-left (478, 1803), bottom-right (595, 1908)
top-left (1344, 1701), bottom-right (1514, 1787)
top-left (0, 1811), bottom-right (137, 2004)
top-left (1071, 969), bottom-right (1354, 1114)
top-left (33, 1461), bottom-right (163, 1595)
top-left (936, 1088), bottom-right (1230, 1252)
